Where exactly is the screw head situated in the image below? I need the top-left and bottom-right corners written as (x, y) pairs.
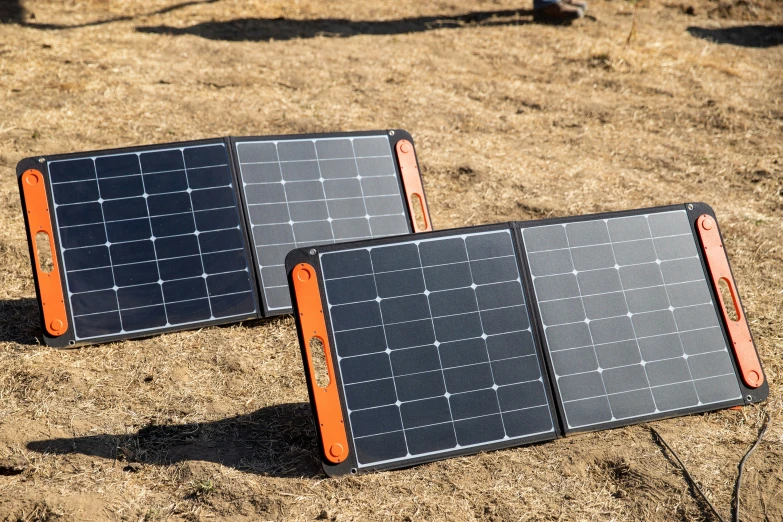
top-left (389, 130), bottom-right (395, 136)
top-left (746, 395), bottom-right (753, 402)
top-left (38, 157), bottom-right (46, 163)
top-left (309, 248), bottom-right (317, 255)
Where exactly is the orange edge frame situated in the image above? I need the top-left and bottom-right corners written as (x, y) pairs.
top-left (21, 169), bottom-right (69, 337)
top-left (395, 139), bottom-right (432, 233)
top-left (292, 263), bottom-right (350, 464)
top-left (696, 214), bottom-right (763, 389)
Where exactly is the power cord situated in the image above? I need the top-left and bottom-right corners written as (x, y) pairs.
top-left (647, 411), bottom-right (770, 522)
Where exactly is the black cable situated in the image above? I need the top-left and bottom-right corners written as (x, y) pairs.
top-left (648, 412), bottom-right (770, 522)
top-left (649, 426), bottom-right (726, 522)
top-left (733, 411), bottom-right (770, 522)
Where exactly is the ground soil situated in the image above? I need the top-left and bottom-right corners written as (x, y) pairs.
top-left (0, 0), bottom-right (782, 520)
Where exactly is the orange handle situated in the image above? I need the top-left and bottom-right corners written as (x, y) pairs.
top-left (292, 263), bottom-right (349, 464)
top-left (696, 215), bottom-right (763, 388)
top-left (21, 169), bottom-right (68, 337)
top-left (395, 139), bottom-right (432, 233)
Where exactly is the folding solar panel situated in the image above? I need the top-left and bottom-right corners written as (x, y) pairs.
top-left (17, 130), bottom-right (430, 346)
top-left (287, 203), bottom-right (767, 475)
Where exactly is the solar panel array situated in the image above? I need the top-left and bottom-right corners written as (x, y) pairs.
top-left (319, 230), bottom-right (556, 468)
top-left (235, 135), bottom-right (410, 312)
top-left (47, 143), bottom-right (256, 341)
top-left (521, 210), bottom-right (743, 431)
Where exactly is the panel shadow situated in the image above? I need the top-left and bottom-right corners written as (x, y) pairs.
top-left (687, 25), bottom-right (783, 48)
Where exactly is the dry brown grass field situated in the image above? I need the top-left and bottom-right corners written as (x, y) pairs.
top-left (0, 0), bottom-right (782, 520)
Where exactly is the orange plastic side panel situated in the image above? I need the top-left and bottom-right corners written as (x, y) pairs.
top-left (395, 139), bottom-right (432, 233)
top-left (21, 169), bottom-right (68, 337)
top-left (292, 263), bottom-right (349, 464)
top-left (696, 215), bottom-right (762, 389)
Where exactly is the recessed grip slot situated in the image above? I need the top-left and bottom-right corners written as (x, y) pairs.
top-left (696, 214), bottom-right (763, 389)
top-left (395, 139), bottom-right (432, 233)
top-left (21, 169), bottom-right (68, 337)
top-left (292, 263), bottom-right (349, 464)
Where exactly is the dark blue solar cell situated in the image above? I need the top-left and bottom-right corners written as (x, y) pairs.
top-left (345, 378), bottom-right (397, 410)
top-left (187, 166), bottom-right (232, 189)
top-left (56, 202), bottom-right (103, 227)
top-left (143, 171), bottom-right (188, 194)
top-left (202, 249), bottom-right (247, 275)
top-left (370, 243), bottom-right (420, 273)
top-left (183, 144), bottom-right (227, 169)
top-left (151, 214), bottom-right (195, 237)
top-left (167, 298), bottom-right (211, 324)
top-left (67, 267), bottom-right (114, 293)
top-left (117, 284), bottom-right (163, 309)
top-left (74, 312), bottom-right (122, 338)
top-left (52, 180), bottom-right (99, 205)
top-left (206, 271), bottom-right (250, 296)
top-left (110, 240), bottom-right (156, 265)
top-left (113, 261), bottom-right (159, 287)
top-left (95, 154), bottom-right (141, 178)
top-left (354, 431), bottom-right (407, 465)
top-left (210, 291), bottom-right (255, 318)
top-left (64, 246), bottom-right (110, 271)
top-left (70, 289), bottom-right (117, 316)
top-left (140, 149), bottom-right (184, 173)
top-left (159, 255), bottom-right (202, 280)
top-left (199, 228), bottom-right (244, 253)
top-left (120, 305), bottom-right (167, 330)
top-left (105, 218), bottom-right (151, 243)
top-left (194, 208), bottom-right (238, 231)
top-left (340, 353), bottom-right (393, 384)
top-left (102, 198), bottom-right (148, 222)
top-left (454, 415), bottom-right (505, 446)
top-left (49, 158), bottom-right (95, 183)
top-left (419, 237), bottom-right (468, 266)
top-left (191, 186), bottom-right (235, 211)
top-left (322, 250), bottom-right (373, 279)
top-left (406, 423), bottom-right (457, 455)
top-left (147, 192), bottom-right (191, 216)
top-left (156, 234), bottom-right (200, 259)
top-left (60, 223), bottom-right (106, 249)
top-left (350, 406), bottom-right (403, 438)
top-left (162, 277), bottom-right (207, 302)
top-left (98, 175), bottom-right (144, 200)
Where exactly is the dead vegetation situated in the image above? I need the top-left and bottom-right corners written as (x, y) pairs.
top-left (0, 0), bottom-right (782, 520)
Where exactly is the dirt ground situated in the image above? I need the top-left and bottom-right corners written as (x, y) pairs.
top-left (0, 0), bottom-right (782, 520)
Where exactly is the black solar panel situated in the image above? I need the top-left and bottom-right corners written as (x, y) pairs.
top-left (287, 204), bottom-right (767, 475)
top-left (17, 130), bottom-right (430, 346)
top-left (233, 132), bottom-right (413, 314)
top-left (42, 140), bottom-right (257, 344)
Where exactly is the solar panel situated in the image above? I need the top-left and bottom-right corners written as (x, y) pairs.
top-left (521, 210), bottom-right (744, 431)
top-left (17, 130), bottom-right (431, 346)
top-left (287, 204), bottom-right (767, 475)
top-left (233, 131), bottom-right (427, 314)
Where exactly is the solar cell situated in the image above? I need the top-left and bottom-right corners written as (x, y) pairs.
top-left (234, 133), bottom-right (414, 313)
top-left (521, 210), bottom-right (743, 431)
top-left (288, 204), bottom-right (766, 475)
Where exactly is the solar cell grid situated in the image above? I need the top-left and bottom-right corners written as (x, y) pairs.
top-left (47, 143), bottom-right (257, 341)
top-left (521, 210), bottom-right (743, 431)
top-left (320, 230), bottom-right (556, 468)
top-left (236, 134), bottom-right (411, 313)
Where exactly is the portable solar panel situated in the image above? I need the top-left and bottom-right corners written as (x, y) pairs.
top-left (287, 203), bottom-right (767, 475)
top-left (17, 130), bottom-right (431, 347)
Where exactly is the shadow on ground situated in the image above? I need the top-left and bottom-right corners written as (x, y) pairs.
top-left (135, 9), bottom-right (534, 41)
top-left (687, 25), bottom-right (783, 48)
top-left (27, 402), bottom-right (323, 478)
top-left (0, 298), bottom-right (44, 346)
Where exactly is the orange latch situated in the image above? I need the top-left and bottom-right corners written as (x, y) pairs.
top-left (696, 214), bottom-right (763, 389)
top-left (292, 263), bottom-right (350, 464)
top-left (21, 169), bottom-right (68, 337)
top-left (395, 139), bottom-right (432, 233)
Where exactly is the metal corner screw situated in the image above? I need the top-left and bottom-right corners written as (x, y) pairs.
top-left (309, 248), bottom-right (317, 255)
top-left (389, 130), bottom-right (395, 136)
top-left (38, 157), bottom-right (46, 163)
top-left (687, 204), bottom-right (694, 210)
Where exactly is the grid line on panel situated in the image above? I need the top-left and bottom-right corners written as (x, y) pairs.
top-left (365, 247), bottom-right (413, 458)
top-left (532, 255), bottom-right (699, 280)
top-left (523, 232), bottom-right (693, 255)
top-left (558, 224), bottom-right (615, 421)
top-left (180, 149), bottom-right (214, 320)
top-left (90, 157), bottom-right (125, 332)
top-left (311, 142), bottom-right (338, 242)
top-left (537, 279), bottom-right (707, 304)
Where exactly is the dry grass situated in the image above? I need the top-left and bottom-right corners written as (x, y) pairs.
top-left (0, 0), bottom-right (782, 520)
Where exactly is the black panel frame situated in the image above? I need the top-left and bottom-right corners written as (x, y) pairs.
top-left (288, 203), bottom-right (768, 475)
top-left (286, 222), bottom-right (563, 476)
top-left (17, 137), bottom-right (262, 348)
top-left (232, 129), bottom-right (428, 318)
